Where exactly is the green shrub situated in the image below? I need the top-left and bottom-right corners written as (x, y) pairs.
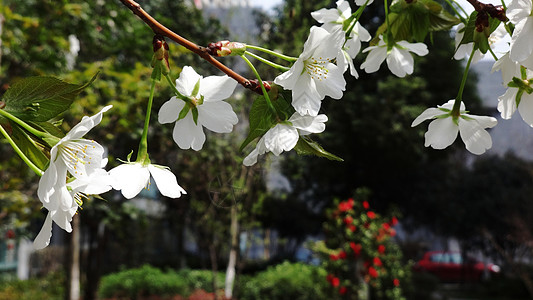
top-left (98, 265), bottom-right (189, 299)
top-left (0, 271), bottom-right (64, 300)
top-left (237, 261), bottom-right (329, 300)
top-left (175, 269), bottom-right (225, 293)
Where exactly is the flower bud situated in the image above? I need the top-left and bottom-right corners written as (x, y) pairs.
top-left (207, 40), bottom-right (246, 57)
top-left (152, 35), bottom-right (170, 75)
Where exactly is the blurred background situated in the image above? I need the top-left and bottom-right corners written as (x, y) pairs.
top-left (0, 0), bottom-right (532, 299)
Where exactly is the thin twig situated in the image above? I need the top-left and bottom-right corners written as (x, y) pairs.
top-left (118, 0), bottom-right (257, 92)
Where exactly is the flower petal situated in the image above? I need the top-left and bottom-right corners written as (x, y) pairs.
top-left (289, 113), bottom-right (328, 135)
top-left (33, 213), bottom-right (53, 250)
top-left (386, 47), bottom-right (413, 77)
top-left (424, 117), bottom-right (459, 150)
top-left (458, 118), bottom-right (494, 155)
top-left (361, 46), bottom-right (387, 74)
top-left (263, 124), bottom-right (299, 156)
top-left (175, 66), bottom-right (202, 97)
top-left (65, 105), bottom-right (112, 140)
top-left (411, 107), bottom-right (448, 127)
top-left (158, 97), bottom-right (186, 124)
top-left (148, 165), bottom-right (186, 198)
top-left (198, 101), bottom-right (238, 133)
top-left (518, 92), bottom-right (533, 126)
top-left (510, 17), bottom-right (533, 62)
top-left (109, 163), bottom-right (150, 199)
top-left (497, 88), bottom-right (519, 119)
top-left (199, 75), bottom-right (237, 102)
top-left (172, 113), bottom-right (206, 151)
top-left (38, 163), bottom-right (58, 204)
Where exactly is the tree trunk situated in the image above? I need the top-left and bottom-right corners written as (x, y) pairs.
top-left (224, 203), bottom-right (239, 299)
top-left (209, 243), bottom-right (218, 300)
top-left (66, 214), bottom-right (80, 300)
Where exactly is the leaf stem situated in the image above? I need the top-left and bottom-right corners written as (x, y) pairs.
top-left (240, 55), bottom-right (276, 116)
top-left (445, 0), bottom-right (467, 23)
top-left (0, 108), bottom-right (48, 139)
top-left (137, 79), bottom-right (156, 164)
top-left (0, 124), bottom-right (43, 176)
top-left (244, 51), bottom-right (290, 72)
top-left (245, 45), bottom-right (298, 62)
top-left (452, 47), bottom-right (476, 115)
top-left (343, 0), bottom-right (369, 48)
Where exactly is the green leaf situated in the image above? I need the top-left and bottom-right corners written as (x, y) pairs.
top-left (459, 12), bottom-right (477, 46)
top-left (9, 122), bottom-right (49, 171)
top-left (372, 0), bottom-right (459, 44)
top-left (191, 106), bottom-right (199, 125)
top-left (293, 136), bottom-right (343, 162)
top-left (177, 103), bottom-right (191, 121)
top-left (240, 85), bottom-right (295, 151)
top-left (240, 95), bottom-right (276, 151)
top-left (2, 74), bottom-right (97, 122)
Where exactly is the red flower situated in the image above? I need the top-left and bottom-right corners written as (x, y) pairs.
top-left (382, 223), bottom-right (391, 230)
top-left (6, 230), bottom-right (15, 239)
top-left (367, 211), bottom-right (376, 219)
top-left (363, 201), bottom-right (370, 209)
top-left (389, 228), bottom-right (397, 237)
top-left (373, 257), bottom-right (382, 267)
top-left (378, 245), bottom-right (386, 254)
top-left (331, 276), bottom-right (340, 287)
top-left (391, 216), bottom-right (399, 226)
top-left (339, 286), bottom-right (347, 295)
top-left (393, 278), bottom-right (400, 287)
top-left (348, 225), bottom-right (356, 232)
top-left (343, 216), bottom-right (353, 225)
top-left (339, 250), bottom-right (347, 259)
top-left (326, 274), bottom-right (334, 283)
top-left (330, 253), bottom-right (339, 261)
top-left (350, 242), bottom-right (362, 255)
top-left (338, 199), bottom-right (354, 212)
top-left (368, 266), bottom-right (378, 278)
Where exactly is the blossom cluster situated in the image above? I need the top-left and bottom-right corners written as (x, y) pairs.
top-left (22, 0), bottom-right (533, 250)
top-left (316, 194), bottom-right (405, 299)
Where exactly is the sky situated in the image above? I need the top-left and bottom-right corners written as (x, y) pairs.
top-left (249, 0), bottom-right (282, 11)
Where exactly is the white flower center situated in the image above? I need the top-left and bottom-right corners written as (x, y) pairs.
top-left (305, 57), bottom-right (330, 81)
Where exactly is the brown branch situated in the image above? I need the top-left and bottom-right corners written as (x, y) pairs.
top-left (118, 0), bottom-right (258, 92)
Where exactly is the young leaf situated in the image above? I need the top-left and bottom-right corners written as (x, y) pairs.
top-left (239, 95), bottom-right (276, 151)
top-left (2, 74), bottom-right (97, 122)
top-left (9, 122), bottom-right (49, 171)
top-left (293, 136), bottom-right (343, 162)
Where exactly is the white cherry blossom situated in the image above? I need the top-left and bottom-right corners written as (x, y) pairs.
top-left (411, 100), bottom-right (497, 155)
top-left (507, 0), bottom-right (533, 65)
top-left (158, 66), bottom-right (238, 151)
top-left (274, 26), bottom-right (346, 116)
top-left (34, 106), bottom-right (113, 249)
top-left (454, 23), bottom-right (485, 63)
top-left (360, 35), bottom-right (428, 78)
top-left (243, 113), bottom-right (328, 166)
top-left (109, 162), bottom-right (186, 200)
top-left (311, 0), bottom-right (371, 78)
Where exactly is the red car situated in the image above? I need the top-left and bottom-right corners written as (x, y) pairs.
top-left (413, 251), bottom-right (500, 281)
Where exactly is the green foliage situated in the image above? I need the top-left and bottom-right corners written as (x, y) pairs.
top-left (2, 75), bottom-right (96, 122)
top-left (294, 136), bottom-right (343, 162)
top-left (98, 265), bottom-right (227, 299)
top-left (237, 261), bottom-right (329, 300)
top-left (98, 265), bottom-right (189, 299)
top-left (372, 0), bottom-right (460, 43)
top-left (0, 272), bottom-right (64, 300)
top-left (240, 85), bottom-right (293, 151)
